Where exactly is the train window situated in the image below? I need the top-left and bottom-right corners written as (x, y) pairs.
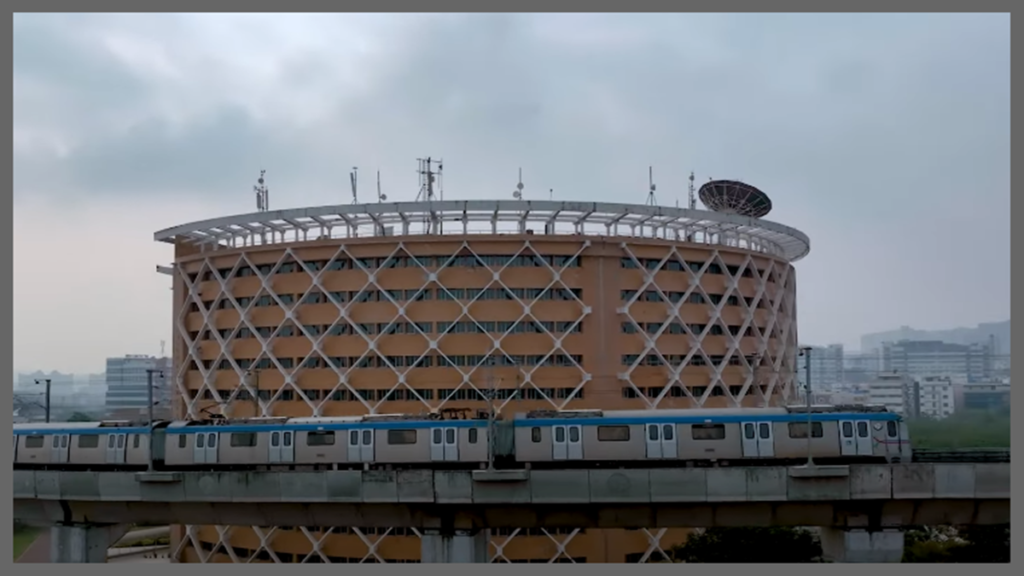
top-left (24, 435), bottom-right (44, 449)
top-left (597, 426), bottom-right (630, 442)
top-left (531, 427), bottom-right (542, 443)
top-left (432, 429), bottom-right (442, 444)
top-left (52, 436), bottom-right (59, 448)
top-left (648, 426), bottom-right (659, 441)
top-left (208, 434), bottom-right (218, 448)
top-left (362, 430), bottom-right (372, 445)
top-left (133, 435), bottom-right (140, 449)
top-left (307, 432), bottom-right (335, 446)
top-left (388, 430), bottom-right (417, 445)
top-left (178, 435), bottom-right (187, 448)
top-left (231, 433), bottom-right (258, 447)
top-left (842, 422), bottom-right (853, 437)
top-left (197, 434), bottom-right (205, 448)
top-left (856, 422), bottom-right (868, 438)
top-left (272, 432), bottom-right (280, 447)
top-left (108, 435), bottom-right (116, 448)
top-left (349, 430), bottom-right (359, 446)
top-left (116, 435), bottom-right (123, 448)
top-left (662, 425), bottom-right (674, 441)
top-left (568, 427), bottom-right (579, 443)
top-left (886, 421), bottom-right (898, 438)
top-left (468, 429), bottom-right (478, 444)
top-left (445, 428), bottom-right (455, 444)
top-left (691, 424), bottom-right (726, 440)
top-left (787, 422), bottom-right (823, 439)
top-left (743, 423), bottom-right (755, 440)
top-left (758, 423), bottom-right (770, 439)
top-left (555, 427), bottom-right (566, 443)
top-left (78, 435), bottom-right (99, 449)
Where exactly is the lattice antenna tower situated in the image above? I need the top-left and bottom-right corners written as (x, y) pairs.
top-left (253, 169), bottom-right (269, 212)
top-left (416, 157), bottom-right (443, 233)
top-left (688, 171), bottom-right (696, 210)
top-left (349, 167), bottom-right (359, 204)
top-left (646, 166), bottom-right (658, 206)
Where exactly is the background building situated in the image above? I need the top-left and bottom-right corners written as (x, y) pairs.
top-left (104, 355), bottom-right (172, 420)
top-left (796, 343), bottom-right (844, 391)
top-left (879, 340), bottom-right (994, 383)
top-left (156, 179), bottom-right (809, 563)
top-left (916, 376), bottom-right (954, 419)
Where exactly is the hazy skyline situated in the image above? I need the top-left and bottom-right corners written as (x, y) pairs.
top-left (13, 13), bottom-right (1011, 374)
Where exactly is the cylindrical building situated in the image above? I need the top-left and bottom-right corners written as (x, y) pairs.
top-left (155, 196), bottom-right (810, 563)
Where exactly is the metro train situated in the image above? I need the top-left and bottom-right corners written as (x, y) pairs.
top-left (12, 405), bottom-right (912, 472)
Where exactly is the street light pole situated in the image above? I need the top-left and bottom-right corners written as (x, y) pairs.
top-left (145, 369), bottom-right (164, 471)
top-left (799, 346), bottom-right (814, 467)
top-left (34, 379), bottom-right (51, 423)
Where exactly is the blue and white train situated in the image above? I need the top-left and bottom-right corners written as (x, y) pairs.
top-left (12, 405), bottom-right (912, 471)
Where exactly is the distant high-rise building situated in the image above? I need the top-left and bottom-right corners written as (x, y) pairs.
top-left (104, 355), bottom-right (171, 414)
top-left (796, 344), bottom-right (844, 391)
top-left (879, 340), bottom-right (993, 383)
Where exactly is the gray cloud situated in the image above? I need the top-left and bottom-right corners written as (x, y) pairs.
top-left (12, 13), bottom-right (1011, 364)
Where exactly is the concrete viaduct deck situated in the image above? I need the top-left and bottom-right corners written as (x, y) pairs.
top-left (14, 463), bottom-right (1010, 563)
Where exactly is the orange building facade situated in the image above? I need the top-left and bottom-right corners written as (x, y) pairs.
top-left (156, 199), bottom-right (810, 563)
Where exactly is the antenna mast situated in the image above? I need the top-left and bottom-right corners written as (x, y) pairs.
top-left (349, 167), bottom-right (359, 204)
top-left (416, 157), bottom-right (443, 233)
top-left (688, 171), bottom-right (696, 210)
top-left (513, 168), bottom-right (524, 200)
top-left (253, 170), bottom-right (269, 212)
top-left (376, 170), bottom-right (386, 203)
top-left (646, 166), bottom-right (658, 206)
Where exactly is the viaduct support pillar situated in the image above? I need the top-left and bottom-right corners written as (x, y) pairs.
top-left (420, 529), bottom-right (489, 563)
top-left (49, 523), bottom-right (130, 563)
top-left (820, 528), bottom-right (904, 563)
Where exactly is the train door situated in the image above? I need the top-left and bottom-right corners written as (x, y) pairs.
top-left (552, 425), bottom-right (568, 460)
top-left (106, 433), bottom-right (127, 464)
top-left (194, 432), bottom-right (218, 464)
top-left (884, 421), bottom-right (901, 461)
top-left (740, 422), bottom-right (759, 457)
top-left (839, 421), bottom-right (856, 456)
top-left (645, 424), bottom-right (663, 458)
top-left (348, 430), bottom-right (363, 462)
top-left (361, 429), bottom-right (375, 462)
top-left (281, 431), bottom-right (295, 463)
top-left (442, 428), bottom-right (458, 461)
top-left (566, 425), bottom-right (582, 459)
top-left (430, 428), bottom-right (444, 461)
top-left (854, 420), bottom-right (873, 455)
top-left (661, 424), bottom-right (678, 459)
top-left (51, 434), bottom-right (70, 463)
top-left (269, 431), bottom-right (282, 463)
top-left (757, 422), bottom-right (775, 458)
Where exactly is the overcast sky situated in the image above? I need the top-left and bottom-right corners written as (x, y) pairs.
top-left (13, 13), bottom-right (1010, 374)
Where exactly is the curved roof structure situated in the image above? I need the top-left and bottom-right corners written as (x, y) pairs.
top-left (155, 199), bottom-right (810, 262)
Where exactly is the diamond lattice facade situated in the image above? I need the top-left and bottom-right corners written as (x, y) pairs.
top-left (157, 199), bottom-right (810, 563)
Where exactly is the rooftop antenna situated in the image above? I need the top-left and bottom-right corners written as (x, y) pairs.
top-left (376, 170), bottom-right (386, 203)
top-left (549, 188), bottom-right (553, 201)
top-left (160, 340), bottom-right (166, 357)
top-left (646, 166), bottom-right (658, 206)
top-left (416, 157), bottom-right (443, 233)
top-left (253, 169), bottom-right (268, 212)
top-left (688, 171), bottom-right (696, 210)
top-left (513, 168), bottom-right (524, 200)
top-left (349, 167), bottom-right (359, 204)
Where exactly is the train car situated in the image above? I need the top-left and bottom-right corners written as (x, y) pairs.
top-left (511, 405), bottom-right (909, 467)
top-left (13, 421), bottom-right (151, 470)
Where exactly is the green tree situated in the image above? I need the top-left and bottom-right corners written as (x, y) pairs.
top-left (67, 412), bottom-right (95, 422)
top-left (902, 525), bottom-right (1010, 563)
top-left (670, 527), bottom-right (824, 563)
top-left (907, 410), bottom-right (1010, 449)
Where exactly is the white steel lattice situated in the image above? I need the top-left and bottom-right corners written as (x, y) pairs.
top-left (174, 240), bottom-right (593, 419)
top-left (617, 245), bottom-right (798, 408)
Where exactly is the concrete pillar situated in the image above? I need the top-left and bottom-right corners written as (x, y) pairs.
top-left (420, 529), bottom-right (489, 563)
top-left (820, 528), bottom-right (904, 563)
top-left (49, 523), bottom-right (130, 563)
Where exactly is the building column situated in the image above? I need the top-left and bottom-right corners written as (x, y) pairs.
top-left (49, 523), bottom-right (130, 563)
top-left (819, 528), bottom-right (904, 563)
top-left (420, 529), bottom-right (489, 563)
